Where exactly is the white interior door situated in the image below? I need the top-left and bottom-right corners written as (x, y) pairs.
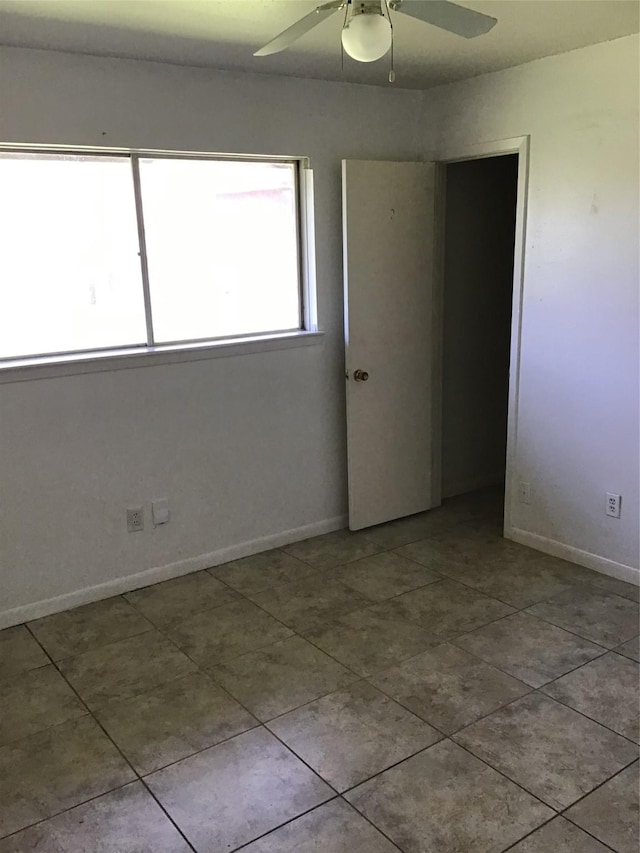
top-left (343, 159), bottom-right (439, 530)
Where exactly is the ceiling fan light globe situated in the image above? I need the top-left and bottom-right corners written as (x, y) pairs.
top-left (341, 13), bottom-right (392, 63)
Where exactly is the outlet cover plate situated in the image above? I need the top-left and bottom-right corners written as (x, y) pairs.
top-left (127, 507), bottom-right (144, 532)
top-left (606, 493), bottom-right (621, 518)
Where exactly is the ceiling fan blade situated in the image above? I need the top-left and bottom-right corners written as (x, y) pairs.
top-left (391, 0), bottom-right (497, 38)
top-left (254, 0), bottom-right (345, 57)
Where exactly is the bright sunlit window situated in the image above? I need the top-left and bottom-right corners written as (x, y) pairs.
top-left (0, 150), bottom-right (304, 362)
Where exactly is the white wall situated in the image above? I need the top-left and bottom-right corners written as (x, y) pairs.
top-left (0, 47), bottom-right (425, 626)
top-left (442, 155), bottom-right (518, 498)
top-left (427, 35), bottom-right (640, 580)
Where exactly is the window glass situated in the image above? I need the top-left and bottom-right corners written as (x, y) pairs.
top-left (138, 158), bottom-right (300, 343)
top-left (0, 153), bottom-right (146, 359)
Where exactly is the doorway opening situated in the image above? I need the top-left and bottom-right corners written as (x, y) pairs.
top-left (440, 153), bottom-right (519, 530)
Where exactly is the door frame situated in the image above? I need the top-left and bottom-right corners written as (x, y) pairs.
top-left (433, 135), bottom-right (530, 538)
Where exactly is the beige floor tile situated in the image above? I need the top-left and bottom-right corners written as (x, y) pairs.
top-left (94, 671), bottom-right (257, 774)
top-left (451, 558), bottom-right (584, 609)
top-left (4, 489), bottom-right (636, 852)
top-left (616, 635), bottom-right (640, 662)
top-left (542, 652), bottom-right (639, 742)
top-left (565, 762), bottom-right (640, 853)
top-left (528, 587), bottom-right (639, 648)
top-left (361, 508), bottom-right (456, 550)
top-left (345, 740), bottom-right (553, 853)
top-left (211, 635), bottom-right (356, 721)
top-left (454, 611), bottom-right (604, 687)
top-left (328, 551), bottom-right (440, 602)
top-left (210, 549), bottom-right (315, 595)
top-left (304, 601), bottom-right (443, 677)
top-left (248, 575), bottom-right (371, 632)
top-left (268, 681), bottom-right (441, 791)
top-left (454, 692), bottom-right (638, 810)
top-left (507, 817), bottom-right (610, 852)
top-left (370, 643), bottom-right (530, 733)
top-left (282, 529), bottom-right (382, 570)
top-left (0, 716), bottom-right (135, 838)
top-left (124, 570), bottom-right (238, 627)
top-left (387, 578), bottom-right (514, 639)
top-left (28, 596), bottom-right (153, 660)
top-left (397, 529), bottom-right (523, 573)
top-left (584, 572), bottom-right (640, 603)
top-left (241, 798), bottom-right (399, 852)
top-left (0, 665), bottom-right (86, 746)
top-left (0, 782), bottom-right (190, 852)
top-left (166, 599), bottom-right (293, 666)
top-left (59, 630), bottom-right (197, 709)
top-left (0, 626), bottom-right (49, 682)
top-left (146, 727), bottom-right (332, 852)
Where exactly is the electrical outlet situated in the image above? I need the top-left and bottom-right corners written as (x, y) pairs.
top-left (127, 507), bottom-right (144, 532)
top-left (606, 493), bottom-right (621, 518)
top-left (518, 481), bottom-right (531, 504)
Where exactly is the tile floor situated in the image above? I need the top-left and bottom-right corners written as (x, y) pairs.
top-left (0, 489), bottom-right (638, 852)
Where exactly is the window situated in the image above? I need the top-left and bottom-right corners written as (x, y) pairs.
top-left (0, 150), bottom-right (306, 362)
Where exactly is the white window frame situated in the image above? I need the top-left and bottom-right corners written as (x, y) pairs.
top-left (0, 145), bottom-right (321, 383)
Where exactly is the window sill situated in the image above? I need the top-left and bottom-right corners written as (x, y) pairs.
top-left (0, 331), bottom-right (325, 384)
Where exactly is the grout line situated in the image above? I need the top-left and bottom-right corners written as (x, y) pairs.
top-left (364, 665), bottom-right (532, 737)
top-left (201, 625), bottom-right (364, 685)
top-left (336, 739), bottom-right (447, 799)
top-left (447, 635), bottom-right (610, 696)
top-left (498, 813), bottom-right (619, 853)
top-left (294, 629), bottom-right (382, 680)
top-left (28, 623), bottom-right (159, 665)
top-left (138, 662), bottom-right (351, 840)
top-left (336, 795), bottom-right (405, 852)
top-left (229, 795), bottom-right (341, 852)
top-left (224, 674), bottom-right (366, 726)
top-left (559, 757), bottom-right (639, 818)
top-left (155, 605), bottom-right (298, 670)
top-left (450, 737), bottom-right (564, 813)
top-left (0, 780), bottom-right (155, 846)
top-left (234, 592), bottom-right (373, 680)
top-left (20, 625), bottom-right (208, 851)
top-left (258, 723), bottom-right (343, 795)
top-left (441, 578), bottom-right (621, 654)
top-left (494, 813), bottom-right (560, 853)
top-left (22, 623), bottom-right (57, 666)
top-left (439, 689), bottom-right (533, 739)
top-left (534, 684), bottom-right (640, 747)
top-left (519, 608), bottom-right (629, 651)
top-left (137, 776), bottom-right (198, 852)
top-left (49, 647), bottom-right (197, 851)
top-left (7, 631), bottom-right (156, 842)
top-left (109, 637), bottom-right (347, 812)
top-left (451, 728), bottom-right (638, 821)
top-left (122, 593), bottom-right (245, 633)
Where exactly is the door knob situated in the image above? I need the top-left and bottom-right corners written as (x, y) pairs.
top-left (353, 369), bottom-right (369, 382)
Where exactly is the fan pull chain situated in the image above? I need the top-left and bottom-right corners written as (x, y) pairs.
top-left (341, 0), bottom-right (350, 73)
top-left (384, 0), bottom-right (395, 82)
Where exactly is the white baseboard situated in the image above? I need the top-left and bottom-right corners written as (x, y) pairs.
top-left (507, 526), bottom-right (640, 586)
top-left (0, 514), bottom-right (348, 630)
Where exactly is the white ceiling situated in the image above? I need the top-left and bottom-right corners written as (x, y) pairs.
top-left (0, 0), bottom-right (638, 89)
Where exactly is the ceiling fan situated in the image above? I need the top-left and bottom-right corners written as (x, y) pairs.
top-left (254, 1), bottom-right (497, 75)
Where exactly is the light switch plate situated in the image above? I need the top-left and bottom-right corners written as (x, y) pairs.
top-left (152, 498), bottom-right (170, 526)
